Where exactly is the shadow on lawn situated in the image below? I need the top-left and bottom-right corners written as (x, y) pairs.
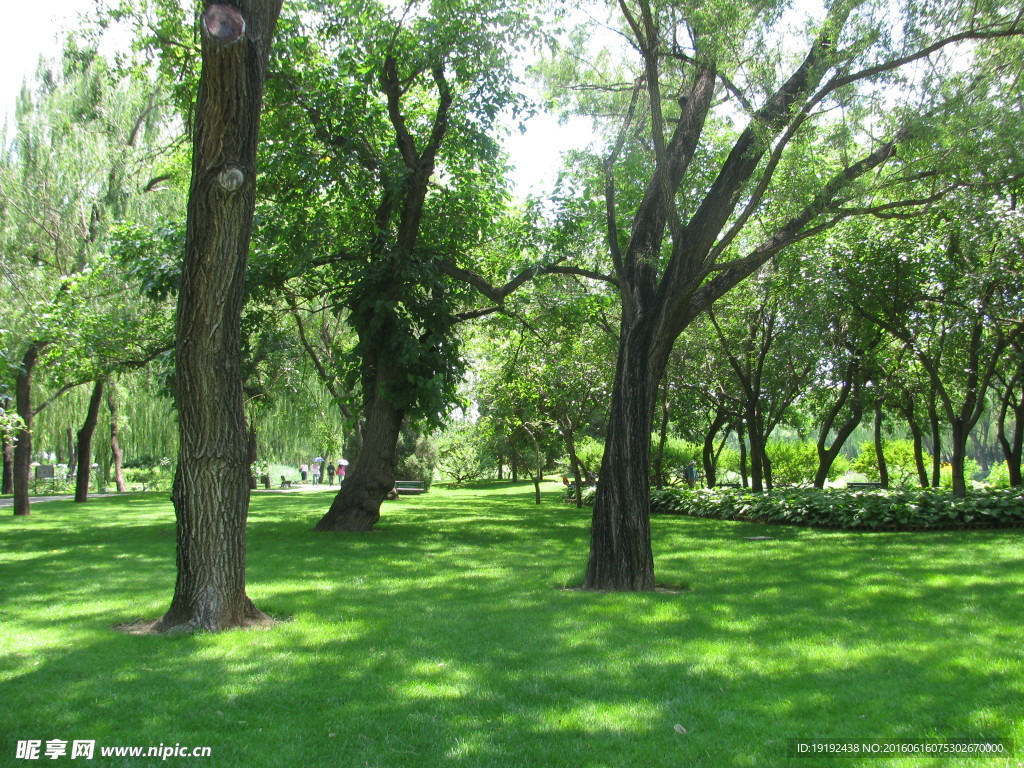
top-left (2, 485), bottom-right (1022, 767)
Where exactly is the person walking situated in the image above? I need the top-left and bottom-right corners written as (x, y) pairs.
top-left (311, 461), bottom-right (322, 485)
top-left (325, 462), bottom-right (335, 485)
top-left (299, 462), bottom-right (309, 483)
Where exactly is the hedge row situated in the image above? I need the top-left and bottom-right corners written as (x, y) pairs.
top-left (647, 486), bottom-right (1024, 531)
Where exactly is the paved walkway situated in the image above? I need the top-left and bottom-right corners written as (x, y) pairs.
top-left (0, 493), bottom-right (124, 508)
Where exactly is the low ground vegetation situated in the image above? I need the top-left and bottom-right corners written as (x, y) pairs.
top-left (2, 483), bottom-right (1021, 767)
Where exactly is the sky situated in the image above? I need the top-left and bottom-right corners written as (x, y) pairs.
top-left (0, 0), bottom-right (588, 198)
top-left (0, 0), bottom-right (92, 132)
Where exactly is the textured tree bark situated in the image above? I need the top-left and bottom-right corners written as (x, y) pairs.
top-left (583, 321), bottom-right (659, 591)
top-left (74, 379), bottom-right (105, 502)
top-left (315, 366), bottom-right (404, 532)
top-left (13, 344), bottom-right (39, 517)
top-left (107, 388), bottom-right (127, 493)
top-left (152, 0), bottom-right (282, 633)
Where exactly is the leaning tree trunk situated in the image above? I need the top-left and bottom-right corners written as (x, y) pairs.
top-left (583, 322), bottom-right (659, 591)
top-left (153, 0), bottom-right (281, 633)
top-left (12, 344), bottom-right (39, 516)
top-left (315, 367), bottom-right (404, 532)
top-left (74, 379), bottom-right (105, 502)
top-left (107, 388), bottom-right (127, 493)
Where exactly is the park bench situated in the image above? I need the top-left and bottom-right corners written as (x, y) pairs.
top-left (280, 475), bottom-right (293, 489)
top-left (717, 482), bottom-right (742, 488)
top-left (847, 481), bottom-right (882, 489)
top-left (395, 480), bottom-right (427, 495)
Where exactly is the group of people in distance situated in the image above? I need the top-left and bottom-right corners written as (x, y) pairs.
top-left (298, 459), bottom-right (346, 485)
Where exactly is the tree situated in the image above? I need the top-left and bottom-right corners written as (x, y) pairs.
top-left (152, 0), bottom-right (283, 633)
top-left (543, 0), bottom-right (1024, 588)
top-left (246, 0), bottom-right (553, 531)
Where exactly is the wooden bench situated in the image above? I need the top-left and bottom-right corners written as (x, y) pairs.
top-left (280, 475), bottom-right (293, 489)
top-left (847, 482), bottom-right (882, 489)
top-left (395, 480), bottom-right (427, 495)
top-left (717, 482), bottom-right (742, 488)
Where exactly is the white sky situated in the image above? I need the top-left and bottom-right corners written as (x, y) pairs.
top-left (0, 0), bottom-right (584, 196)
top-left (0, 0), bottom-right (91, 132)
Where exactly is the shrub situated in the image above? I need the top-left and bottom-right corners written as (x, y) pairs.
top-left (649, 485), bottom-right (1024, 531)
top-left (764, 441), bottom-right (818, 486)
top-left (852, 439), bottom-right (929, 487)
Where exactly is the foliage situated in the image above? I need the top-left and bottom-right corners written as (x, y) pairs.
top-left (436, 420), bottom-right (493, 484)
top-left (650, 486), bottom-right (1024, 531)
top-left (763, 441), bottom-right (821, 487)
top-left (394, 425), bottom-right (437, 487)
top-left (852, 439), bottom-right (929, 487)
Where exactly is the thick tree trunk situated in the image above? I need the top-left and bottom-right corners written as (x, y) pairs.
top-left (584, 324), bottom-right (658, 591)
top-left (13, 344), bottom-right (39, 516)
top-left (153, 0), bottom-right (281, 633)
top-left (949, 421), bottom-right (970, 498)
top-left (74, 379), bottom-right (105, 502)
top-left (107, 388), bottom-right (127, 493)
top-left (315, 379), bottom-right (404, 531)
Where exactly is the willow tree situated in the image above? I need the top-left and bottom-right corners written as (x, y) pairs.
top-left (546, 0), bottom-right (1024, 589)
top-left (152, 0), bottom-right (283, 633)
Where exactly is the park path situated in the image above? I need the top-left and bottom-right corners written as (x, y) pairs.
top-left (0, 493), bottom-right (123, 507)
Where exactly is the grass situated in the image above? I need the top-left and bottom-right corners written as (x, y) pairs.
top-left (1, 481), bottom-right (1022, 767)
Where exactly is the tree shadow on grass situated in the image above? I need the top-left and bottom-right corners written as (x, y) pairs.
top-left (2, 489), bottom-right (1022, 767)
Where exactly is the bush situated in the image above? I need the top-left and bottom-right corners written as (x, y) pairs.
top-left (395, 428), bottom-right (437, 487)
top-left (649, 485), bottom-right (1024, 530)
top-left (764, 441), bottom-right (818, 486)
top-left (852, 439), bottom-right (929, 487)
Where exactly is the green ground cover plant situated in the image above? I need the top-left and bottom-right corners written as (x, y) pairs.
top-left (2, 483), bottom-right (1021, 767)
top-left (651, 486), bottom-right (1024, 531)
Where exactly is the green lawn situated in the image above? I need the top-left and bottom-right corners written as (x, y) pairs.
top-left (1, 482), bottom-right (1021, 767)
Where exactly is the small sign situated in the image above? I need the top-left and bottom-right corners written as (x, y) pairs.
top-left (35, 464), bottom-right (55, 480)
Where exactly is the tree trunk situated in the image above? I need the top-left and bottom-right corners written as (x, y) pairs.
top-left (1, 395), bottom-right (13, 495)
top-left (873, 401), bottom-right (889, 489)
top-left (996, 378), bottom-right (1024, 486)
top-left (66, 427), bottom-right (77, 480)
top-left (74, 379), bottom-right (105, 502)
top-left (737, 420), bottom-right (749, 488)
top-left (928, 399), bottom-right (942, 487)
top-left (560, 419), bottom-right (585, 509)
top-left (315, 368), bottom-right (404, 531)
top-left (583, 324), bottom-right (658, 591)
top-left (949, 420), bottom-right (970, 498)
top-left (744, 404), bottom-right (767, 492)
top-left (13, 344), bottom-right (39, 516)
top-left (154, 0), bottom-right (281, 633)
top-left (653, 382), bottom-right (670, 488)
top-left (702, 409), bottom-right (729, 489)
top-left (107, 388), bottom-right (127, 493)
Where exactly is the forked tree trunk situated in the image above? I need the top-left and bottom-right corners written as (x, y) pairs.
top-left (315, 365), bottom-right (405, 531)
top-left (583, 324), bottom-right (658, 591)
top-left (108, 388), bottom-right (127, 493)
top-left (74, 379), bottom-right (105, 502)
top-left (12, 344), bottom-right (39, 516)
top-left (153, 0), bottom-right (281, 633)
